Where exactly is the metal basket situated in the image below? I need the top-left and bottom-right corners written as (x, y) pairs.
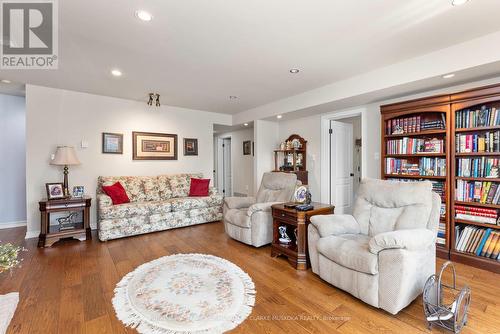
top-left (422, 261), bottom-right (471, 333)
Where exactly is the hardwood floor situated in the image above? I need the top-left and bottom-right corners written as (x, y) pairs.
top-left (1, 222), bottom-right (500, 333)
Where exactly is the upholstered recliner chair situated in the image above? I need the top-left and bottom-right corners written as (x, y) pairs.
top-left (224, 172), bottom-right (298, 247)
top-left (308, 179), bottom-right (440, 315)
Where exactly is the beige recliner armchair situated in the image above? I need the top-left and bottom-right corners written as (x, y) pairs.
top-left (308, 179), bottom-right (440, 315)
top-left (223, 172), bottom-right (298, 247)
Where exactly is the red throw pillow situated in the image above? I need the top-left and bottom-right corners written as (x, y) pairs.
top-left (189, 178), bottom-right (210, 197)
top-left (102, 182), bottom-right (130, 205)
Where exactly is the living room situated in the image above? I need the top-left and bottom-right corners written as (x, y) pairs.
top-left (1, 1), bottom-right (500, 333)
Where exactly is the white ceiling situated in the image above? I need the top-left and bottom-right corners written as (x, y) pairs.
top-left (2, 0), bottom-right (500, 114)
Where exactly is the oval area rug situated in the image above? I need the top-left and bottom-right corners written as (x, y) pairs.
top-left (112, 253), bottom-right (256, 334)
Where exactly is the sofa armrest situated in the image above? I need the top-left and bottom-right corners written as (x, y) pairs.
top-left (209, 187), bottom-right (218, 196)
top-left (224, 196), bottom-right (256, 209)
top-left (309, 214), bottom-right (360, 237)
top-left (247, 202), bottom-right (282, 216)
top-left (97, 193), bottom-right (112, 208)
top-left (369, 229), bottom-right (435, 254)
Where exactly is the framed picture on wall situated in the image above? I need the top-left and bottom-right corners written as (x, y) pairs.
top-left (132, 131), bottom-right (178, 160)
top-left (46, 183), bottom-right (65, 200)
top-left (183, 138), bottom-right (198, 156)
top-left (102, 132), bottom-right (123, 154)
top-left (243, 140), bottom-right (251, 155)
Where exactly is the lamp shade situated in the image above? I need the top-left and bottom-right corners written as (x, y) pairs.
top-left (51, 146), bottom-right (80, 166)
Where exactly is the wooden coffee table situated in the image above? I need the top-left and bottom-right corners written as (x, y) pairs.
top-left (271, 202), bottom-right (334, 270)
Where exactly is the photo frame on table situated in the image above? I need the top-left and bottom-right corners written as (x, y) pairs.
top-left (133, 131), bottom-right (178, 160)
top-left (72, 186), bottom-right (85, 198)
top-left (243, 140), bottom-right (251, 155)
top-left (102, 132), bottom-right (123, 154)
top-left (183, 138), bottom-right (198, 156)
top-left (46, 183), bottom-right (65, 200)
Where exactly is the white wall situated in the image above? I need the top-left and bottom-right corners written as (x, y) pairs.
top-left (278, 115), bottom-right (322, 201)
top-left (0, 94), bottom-right (26, 227)
top-left (25, 85), bottom-right (231, 238)
top-left (254, 120), bottom-right (279, 193)
top-left (215, 128), bottom-right (254, 196)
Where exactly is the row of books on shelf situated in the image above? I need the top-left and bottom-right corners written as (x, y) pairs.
top-left (386, 137), bottom-right (444, 155)
top-left (437, 222), bottom-right (446, 245)
top-left (456, 157), bottom-right (499, 178)
top-left (387, 179), bottom-right (446, 201)
top-left (455, 132), bottom-right (500, 153)
top-left (455, 225), bottom-right (500, 261)
top-left (386, 115), bottom-right (445, 135)
top-left (455, 106), bottom-right (500, 129)
top-left (455, 180), bottom-right (500, 205)
top-left (385, 158), bottom-right (446, 176)
top-left (455, 205), bottom-right (498, 225)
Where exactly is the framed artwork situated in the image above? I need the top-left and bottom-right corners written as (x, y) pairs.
top-left (184, 138), bottom-right (198, 156)
top-left (72, 186), bottom-right (84, 198)
top-left (243, 140), bottom-right (251, 155)
top-left (46, 183), bottom-right (65, 200)
top-left (102, 132), bottom-right (123, 154)
top-left (132, 131), bottom-right (178, 160)
top-left (252, 141), bottom-right (255, 156)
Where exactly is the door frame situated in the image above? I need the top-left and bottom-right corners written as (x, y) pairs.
top-left (320, 107), bottom-right (367, 205)
top-left (216, 135), bottom-right (233, 197)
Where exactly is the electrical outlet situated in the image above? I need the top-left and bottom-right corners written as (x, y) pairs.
top-left (374, 152), bottom-right (380, 160)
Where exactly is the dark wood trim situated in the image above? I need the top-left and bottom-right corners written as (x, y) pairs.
top-left (132, 131), bottom-right (178, 160)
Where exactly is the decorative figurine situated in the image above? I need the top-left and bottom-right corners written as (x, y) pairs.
top-left (278, 226), bottom-right (292, 244)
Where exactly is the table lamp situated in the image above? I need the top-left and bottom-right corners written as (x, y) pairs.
top-left (51, 146), bottom-right (80, 197)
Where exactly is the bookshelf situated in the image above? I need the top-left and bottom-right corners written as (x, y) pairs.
top-left (450, 86), bottom-right (500, 274)
top-left (381, 100), bottom-right (451, 259)
top-left (381, 84), bottom-right (500, 272)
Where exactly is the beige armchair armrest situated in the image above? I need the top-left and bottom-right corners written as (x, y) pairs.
top-left (247, 202), bottom-right (282, 216)
top-left (224, 196), bottom-right (256, 209)
top-left (369, 229), bottom-right (435, 254)
top-left (309, 214), bottom-right (361, 237)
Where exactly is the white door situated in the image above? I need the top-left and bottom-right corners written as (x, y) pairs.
top-left (222, 138), bottom-right (232, 196)
top-left (330, 120), bottom-right (354, 214)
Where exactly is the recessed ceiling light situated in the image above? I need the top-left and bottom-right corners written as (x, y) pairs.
top-left (135, 10), bottom-right (153, 21)
top-left (277, 115), bottom-right (283, 119)
top-left (244, 123), bottom-right (249, 127)
top-left (442, 73), bottom-right (455, 79)
top-left (111, 69), bottom-right (122, 77)
top-left (289, 69), bottom-right (300, 74)
top-left (229, 95), bottom-right (238, 100)
top-left (0, 79), bottom-right (11, 83)
top-left (451, 0), bottom-right (469, 6)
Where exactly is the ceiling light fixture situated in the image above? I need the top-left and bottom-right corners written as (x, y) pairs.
top-left (244, 123), bottom-right (249, 127)
top-left (111, 69), bottom-right (122, 77)
top-left (0, 79), bottom-right (11, 83)
top-left (135, 10), bottom-right (153, 21)
top-left (229, 95), bottom-right (238, 100)
top-left (451, 0), bottom-right (469, 6)
top-left (442, 73), bottom-right (455, 79)
top-left (289, 69), bottom-right (300, 74)
top-left (277, 115), bottom-right (283, 119)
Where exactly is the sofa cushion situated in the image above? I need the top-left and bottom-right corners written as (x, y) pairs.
top-left (316, 234), bottom-right (378, 274)
top-left (166, 173), bottom-right (204, 198)
top-left (224, 208), bottom-right (251, 228)
top-left (98, 176), bottom-right (147, 202)
top-left (102, 182), bottom-right (130, 205)
top-left (169, 194), bottom-right (223, 212)
top-left (99, 202), bottom-right (151, 219)
top-left (189, 178), bottom-right (210, 196)
top-left (142, 176), bottom-right (161, 202)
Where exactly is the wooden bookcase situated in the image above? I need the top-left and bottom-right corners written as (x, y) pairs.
top-left (381, 84), bottom-right (500, 272)
top-left (381, 98), bottom-right (451, 259)
top-left (449, 86), bottom-right (500, 274)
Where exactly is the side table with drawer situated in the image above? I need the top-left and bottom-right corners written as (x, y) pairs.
top-left (271, 202), bottom-right (334, 270)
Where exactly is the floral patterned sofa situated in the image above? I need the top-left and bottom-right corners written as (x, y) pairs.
top-left (96, 173), bottom-right (223, 241)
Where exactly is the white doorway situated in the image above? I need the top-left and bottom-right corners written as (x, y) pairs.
top-left (216, 137), bottom-right (233, 197)
top-left (320, 108), bottom-right (365, 214)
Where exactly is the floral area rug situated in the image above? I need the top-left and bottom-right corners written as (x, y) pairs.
top-left (112, 253), bottom-right (256, 334)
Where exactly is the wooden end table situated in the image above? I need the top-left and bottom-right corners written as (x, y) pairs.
top-left (38, 196), bottom-right (92, 247)
top-left (271, 202), bottom-right (334, 270)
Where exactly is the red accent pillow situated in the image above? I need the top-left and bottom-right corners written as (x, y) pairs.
top-left (189, 178), bottom-right (210, 197)
top-left (102, 182), bottom-right (130, 205)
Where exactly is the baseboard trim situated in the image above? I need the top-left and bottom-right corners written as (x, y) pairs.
top-left (0, 221), bottom-right (27, 229)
